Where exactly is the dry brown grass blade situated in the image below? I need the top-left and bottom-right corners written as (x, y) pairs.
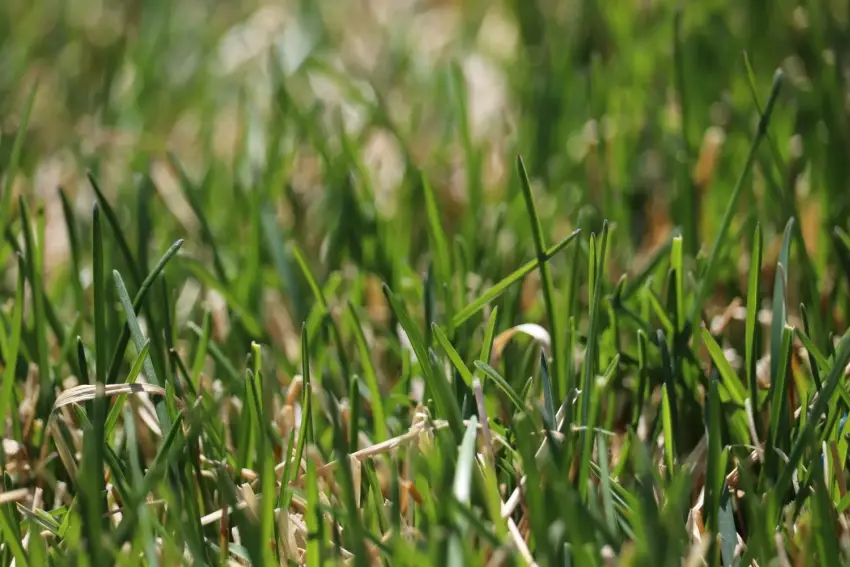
top-left (0, 488), bottom-right (30, 506)
top-left (52, 383), bottom-right (168, 411)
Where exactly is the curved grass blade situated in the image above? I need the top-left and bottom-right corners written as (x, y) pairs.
top-left (0, 80), bottom-right (37, 235)
top-left (88, 172), bottom-right (142, 286)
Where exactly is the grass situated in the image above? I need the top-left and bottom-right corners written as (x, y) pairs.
top-left (2, 0), bottom-right (850, 565)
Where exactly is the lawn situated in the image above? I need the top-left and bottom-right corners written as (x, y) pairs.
top-left (2, 0), bottom-right (850, 565)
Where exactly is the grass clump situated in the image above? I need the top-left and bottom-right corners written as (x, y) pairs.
top-left (3, 1), bottom-right (850, 565)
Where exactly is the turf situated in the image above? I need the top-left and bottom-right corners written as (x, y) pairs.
top-left (2, 1), bottom-right (850, 565)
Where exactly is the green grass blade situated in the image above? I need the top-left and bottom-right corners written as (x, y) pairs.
top-left (106, 239), bottom-right (184, 385)
top-left (384, 283), bottom-right (463, 439)
top-left (432, 323), bottom-right (475, 388)
top-left (451, 229), bottom-right (581, 328)
top-left (0, 80), bottom-right (37, 234)
top-left (517, 155), bottom-right (563, 400)
top-left (700, 327), bottom-right (747, 405)
top-left (688, 70), bottom-right (783, 330)
top-left (745, 222), bottom-right (763, 413)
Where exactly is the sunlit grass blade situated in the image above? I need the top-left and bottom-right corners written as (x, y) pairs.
top-left (447, 416), bottom-right (478, 567)
top-left (700, 327), bottom-right (747, 405)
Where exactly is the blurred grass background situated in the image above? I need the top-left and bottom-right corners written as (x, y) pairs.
top-left (3, 0), bottom-right (849, 296)
top-left (2, 0), bottom-right (850, 563)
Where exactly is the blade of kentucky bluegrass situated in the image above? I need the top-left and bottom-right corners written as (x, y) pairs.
top-left (178, 256), bottom-right (263, 337)
top-left (660, 386), bottom-right (676, 477)
top-left (771, 334), bottom-right (850, 508)
top-left (452, 229), bottom-right (580, 328)
top-left (579, 221), bottom-right (609, 499)
top-left (689, 70), bottom-right (783, 332)
top-left (190, 309), bottom-right (211, 393)
top-left (20, 199), bottom-right (52, 413)
top-left (59, 188), bottom-right (85, 311)
top-left (103, 339), bottom-right (150, 438)
top-left (0, 255), bottom-right (24, 441)
top-left (261, 203), bottom-right (307, 324)
top-left (423, 174), bottom-right (452, 314)
top-left (346, 302), bottom-right (387, 442)
top-left (447, 417), bottom-right (479, 567)
top-left (432, 323), bottom-right (475, 388)
top-left (281, 325), bottom-right (313, 511)
top-left (771, 220), bottom-right (794, 388)
top-left (764, 324), bottom-right (795, 488)
top-left (517, 155), bottom-right (563, 400)
top-left (113, 270), bottom-right (172, 430)
top-left (291, 241), bottom-right (351, 380)
top-left (250, 344), bottom-right (277, 567)
top-left (383, 283), bottom-right (463, 439)
top-left (539, 350), bottom-right (556, 429)
top-left (88, 172), bottom-right (142, 286)
top-left (473, 361), bottom-right (526, 413)
top-left (704, 377), bottom-right (724, 534)
top-left (106, 239), bottom-right (184, 385)
top-left (671, 235), bottom-right (685, 331)
top-left (306, 453), bottom-right (321, 567)
top-left (799, 304), bottom-right (823, 390)
top-left (123, 404), bottom-right (157, 566)
top-left (700, 328), bottom-right (747, 405)
top-left (167, 153), bottom-right (229, 283)
top-left (0, 80), bottom-right (37, 236)
top-left (597, 431), bottom-right (617, 535)
top-left (811, 456), bottom-right (841, 564)
top-left (746, 223), bottom-right (763, 413)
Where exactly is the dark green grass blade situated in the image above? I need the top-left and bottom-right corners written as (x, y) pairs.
top-left (517, 155), bottom-right (563, 400)
top-left (764, 324), bottom-right (794, 485)
top-left (88, 172), bottom-right (142, 286)
top-left (58, 187), bottom-right (86, 311)
top-left (346, 302), bottom-right (387, 442)
top-left (20, 199), bottom-right (52, 413)
top-left (384, 283), bottom-right (463, 439)
top-left (113, 270), bottom-right (172, 431)
top-left (432, 323), bottom-right (475, 389)
top-left (0, 255), bottom-right (24, 442)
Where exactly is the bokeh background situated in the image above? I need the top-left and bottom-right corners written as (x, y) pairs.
top-left (2, 0), bottom-right (849, 348)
